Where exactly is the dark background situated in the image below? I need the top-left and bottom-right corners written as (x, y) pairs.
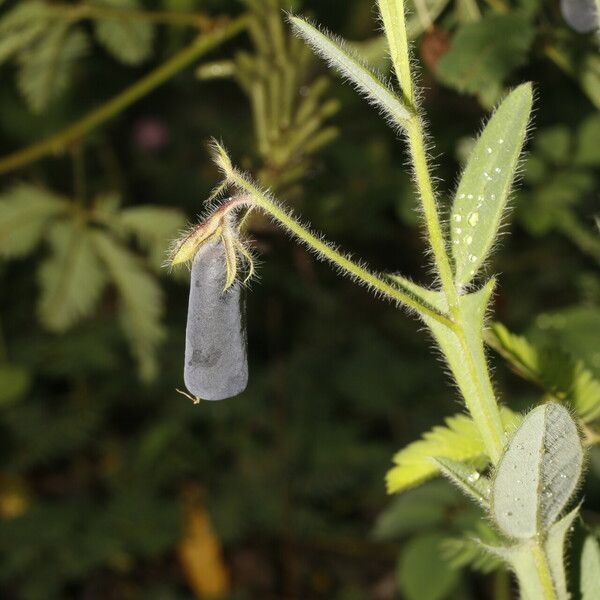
top-left (0, 1), bottom-right (598, 598)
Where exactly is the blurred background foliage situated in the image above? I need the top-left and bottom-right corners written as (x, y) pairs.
top-left (0, 0), bottom-right (598, 599)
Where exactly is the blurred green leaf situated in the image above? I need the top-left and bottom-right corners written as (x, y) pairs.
top-left (397, 533), bottom-right (461, 600)
top-left (92, 231), bottom-right (165, 380)
top-left (38, 220), bottom-right (107, 332)
top-left (581, 535), bottom-right (600, 600)
top-left (437, 14), bottom-right (534, 96)
top-left (0, 184), bottom-right (69, 258)
top-left (17, 23), bottom-right (88, 113)
top-left (93, 0), bottom-right (155, 65)
top-left (0, 363), bottom-right (31, 406)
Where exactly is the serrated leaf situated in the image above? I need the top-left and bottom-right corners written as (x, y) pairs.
top-left (581, 535), bottom-right (600, 600)
top-left (450, 84), bottom-right (532, 285)
top-left (38, 220), bottom-right (107, 332)
top-left (117, 206), bottom-right (186, 270)
top-left (437, 14), bottom-right (534, 95)
top-left (492, 403), bottom-right (583, 539)
top-left (0, 0), bottom-right (50, 65)
top-left (17, 23), bottom-right (88, 113)
top-left (397, 533), bottom-right (461, 600)
top-left (386, 406), bottom-right (519, 494)
top-left (92, 231), bottom-right (165, 381)
top-left (488, 322), bottom-right (600, 423)
top-left (0, 184), bottom-right (69, 257)
top-left (433, 456), bottom-right (490, 505)
top-left (288, 15), bottom-right (411, 128)
top-left (93, 0), bottom-right (154, 65)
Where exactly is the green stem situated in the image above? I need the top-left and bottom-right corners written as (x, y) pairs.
top-left (0, 15), bottom-right (248, 175)
top-left (531, 541), bottom-right (559, 600)
top-left (226, 173), bottom-right (454, 328)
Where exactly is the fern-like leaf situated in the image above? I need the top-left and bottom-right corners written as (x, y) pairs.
top-left (93, 0), bottom-right (154, 65)
top-left (488, 322), bottom-right (600, 423)
top-left (0, 184), bottom-right (69, 257)
top-left (386, 407), bottom-right (520, 494)
top-left (117, 206), bottom-right (186, 270)
top-left (17, 22), bottom-right (88, 113)
top-left (92, 231), bottom-right (165, 381)
top-left (38, 220), bottom-right (107, 332)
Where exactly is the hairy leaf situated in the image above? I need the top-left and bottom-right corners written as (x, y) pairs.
top-left (92, 231), bottom-right (165, 381)
top-left (0, 184), bottom-right (69, 257)
top-left (93, 0), bottom-right (154, 65)
top-left (488, 322), bottom-right (600, 423)
top-left (386, 406), bottom-right (519, 494)
top-left (442, 531), bottom-right (505, 574)
top-left (38, 220), bottom-right (107, 332)
top-left (492, 403), bottom-right (583, 539)
top-left (433, 456), bottom-right (490, 505)
top-left (437, 14), bottom-right (534, 96)
top-left (581, 535), bottom-right (600, 600)
top-left (17, 23), bottom-right (88, 113)
top-left (451, 84), bottom-right (533, 286)
top-left (288, 15), bottom-right (411, 128)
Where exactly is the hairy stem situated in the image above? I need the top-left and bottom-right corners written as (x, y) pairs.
top-left (0, 15), bottom-right (248, 175)
top-left (530, 542), bottom-right (559, 600)
top-left (221, 174), bottom-right (454, 328)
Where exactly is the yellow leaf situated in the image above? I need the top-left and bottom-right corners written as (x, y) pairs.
top-left (178, 505), bottom-right (230, 598)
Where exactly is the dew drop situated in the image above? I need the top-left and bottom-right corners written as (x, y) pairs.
top-left (486, 147), bottom-right (492, 154)
top-left (459, 193), bottom-right (465, 199)
top-left (467, 212), bottom-right (479, 226)
top-left (469, 254), bottom-right (477, 263)
top-left (467, 194), bottom-right (473, 199)
top-left (455, 227), bottom-right (462, 235)
top-left (498, 138), bottom-right (504, 144)
top-left (453, 215), bottom-right (462, 222)
top-left (453, 240), bottom-right (460, 245)
top-left (495, 167), bottom-right (501, 173)
top-left (467, 471), bottom-right (480, 483)
top-left (465, 235), bottom-right (473, 245)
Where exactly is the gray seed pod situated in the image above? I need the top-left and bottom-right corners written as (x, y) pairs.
top-left (184, 239), bottom-right (248, 400)
top-left (560, 0), bottom-right (598, 33)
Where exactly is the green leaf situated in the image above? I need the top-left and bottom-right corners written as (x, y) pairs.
top-left (117, 206), bottom-right (186, 270)
top-left (450, 84), bottom-right (532, 286)
top-left (93, 0), bottom-right (154, 65)
top-left (288, 15), bottom-right (411, 128)
top-left (17, 23), bottom-right (88, 113)
top-left (574, 113), bottom-right (600, 166)
top-left (0, 184), bottom-right (69, 257)
top-left (397, 533), bottom-right (461, 600)
top-left (432, 456), bottom-right (490, 506)
top-left (0, 0), bottom-right (50, 65)
top-left (386, 406), bottom-right (519, 494)
top-left (0, 364), bottom-right (31, 407)
top-left (374, 481), bottom-right (459, 540)
top-left (491, 403), bottom-right (583, 539)
top-left (581, 535), bottom-right (600, 600)
top-left (38, 220), bottom-right (107, 332)
top-left (436, 14), bottom-right (534, 95)
top-left (92, 231), bottom-right (165, 381)
top-left (488, 322), bottom-right (600, 423)
top-left (442, 531), bottom-right (505, 574)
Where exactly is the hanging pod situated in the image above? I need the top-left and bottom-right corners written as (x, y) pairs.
top-left (184, 238), bottom-right (248, 400)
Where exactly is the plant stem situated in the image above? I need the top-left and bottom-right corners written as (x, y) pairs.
top-left (48, 3), bottom-right (213, 30)
top-left (531, 541), bottom-right (559, 600)
top-left (0, 15), bottom-right (248, 175)
top-left (224, 174), bottom-right (454, 328)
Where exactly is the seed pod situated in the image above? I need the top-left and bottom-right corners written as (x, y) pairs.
top-left (184, 239), bottom-right (248, 400)
top-left (560, 0), bottom-right (598, 33)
